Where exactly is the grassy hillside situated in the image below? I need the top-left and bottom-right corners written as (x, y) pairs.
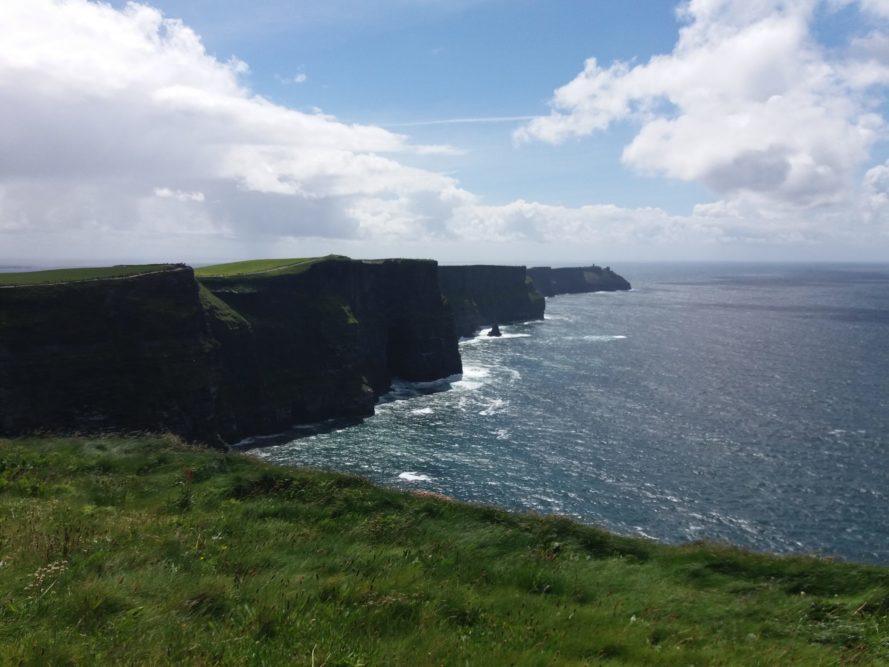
top-left (0, 264), bottom-right (174, 286)
top-left (1, 436), bottom-right (887, 665)
top-left (195, 256), bottom-right (346, 280)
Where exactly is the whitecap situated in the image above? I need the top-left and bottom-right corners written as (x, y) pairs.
top-left (410, 407), bottom-right (434, 415)
top-left (581, 334), bottom-right (627, 342)
top-left (461, 330), bottom-right (531, 344)
top-left (455, 365), bottom-right (492, 391)
top-left (492, 332), bottom-right (531, 339)
top-left (398, 472), bottom-right (432, 482)
top-left (479, 398), bottom-right (507, 416)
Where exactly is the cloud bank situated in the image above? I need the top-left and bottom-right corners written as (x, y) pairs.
top-left (517, 0), bottom-right (889, 247)
top-left (1, 0), bottom-right (888, 261)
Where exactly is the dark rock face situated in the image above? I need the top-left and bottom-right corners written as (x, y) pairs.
top-left (438, 265), bottom-right (545, 338)
top-left (487, 324), bottom-right (502, 337)
top-left (0, 265), bottom-right (222, 440)
top-left (526, 265), bottom-right (631, 297)
top-left (201, 258), bottom-right (462, 439)
top-left (0, 258), bottom-right (461, 444)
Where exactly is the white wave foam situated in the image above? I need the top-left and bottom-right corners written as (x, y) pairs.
top-left (454, 365), bottom-right (492, 391)
top-left (462, 365), bottom-right (491, 379)
top-left (410, 407), bottom-right (434, 415)
top-left (581, 334), bottom-right (627, 341)
top-left (479, 398), bottom-right (507, 416)
top-left (398, 472), bottom-right (432, 482)
top-left (461, 331), bottom-right (531, 345)
top-left (495, 428), bottom-right (510, 440)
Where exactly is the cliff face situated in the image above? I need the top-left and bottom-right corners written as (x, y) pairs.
top-left (438, 265), bottom-right (545, 337)
top-left (527, 265), bottom-right (631, 297)
top-left (0, 265), bottom-right (223, 440)
top-left (0, 258), bottom-right (461, 444)
top-left (200, 258), bottom-right (462, 439)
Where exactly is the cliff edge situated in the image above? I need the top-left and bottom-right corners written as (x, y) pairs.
top-left (527, 265), bottom-right (631, 297)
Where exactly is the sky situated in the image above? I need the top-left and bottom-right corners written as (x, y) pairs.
top-left (2, 0), bottom-right (889, 265)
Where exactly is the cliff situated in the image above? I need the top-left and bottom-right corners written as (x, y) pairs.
top-left (0, 257), bottom-right (461, 444)
top-left (198, 257), bottom-right (462, 439)
top-left (0, 264), bottom-right (223, 440)
top-left (526, 265), bottom-right (631, 297)
top-left (438, 265), bottom-right (545, 337)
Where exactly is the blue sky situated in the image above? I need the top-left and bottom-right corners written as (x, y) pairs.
top-left (129, 0), bottom-right (703, 212)
top-left (3, 1), bottom-right (889, 264)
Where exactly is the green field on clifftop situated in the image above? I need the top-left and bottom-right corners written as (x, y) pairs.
top-left (195, 256), bottom-right (346, 279)
top-left (1, 436), bottom-right (887, 665)
top-left (0, 264), bottom-right (174, 287)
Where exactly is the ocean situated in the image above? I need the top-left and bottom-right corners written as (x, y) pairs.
top-left (250, 263), bottom-right (889, 564)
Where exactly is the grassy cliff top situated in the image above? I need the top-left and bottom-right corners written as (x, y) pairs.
top-left (194, 256), bottom-right (349, 279)
top-left (1, 435), bottom-right (887, 665)
top-left (0, 264), bottom-right (178, 287)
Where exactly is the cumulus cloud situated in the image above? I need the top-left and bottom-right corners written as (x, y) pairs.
top-left (0, 0), bottom-right (466, 251)
top-left (1, 0), bottom-right (888, 262)
top-left (517, 0), bottom-right (889, 221)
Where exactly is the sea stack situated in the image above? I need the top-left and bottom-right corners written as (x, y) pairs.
top-left (487, 323), bottom-right (502, 337)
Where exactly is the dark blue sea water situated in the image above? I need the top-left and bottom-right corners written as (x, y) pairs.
top-left (252, 263), bottom-right (889, 564)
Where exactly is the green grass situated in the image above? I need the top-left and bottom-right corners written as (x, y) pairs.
top-left (1, 436), bottom-right (887, 665)
top-left (198, 284), bottom-right (251, 330)
top-left (194, 256), bottom-right (347, 279)
top-left (0, 264), bottom-right (175, 287)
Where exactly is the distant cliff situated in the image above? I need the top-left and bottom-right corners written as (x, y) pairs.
top-left (438, 265), bottom-right (545, 337)
top-left (527, 265), bottom-right (631, 297)
top-left (0, 258), bottom-right (461, 444)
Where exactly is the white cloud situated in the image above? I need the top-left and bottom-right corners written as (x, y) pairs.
top-left (293, 72), bottom-right (308, 84)
top-left (154, 187), bottom-right (205, 202)
top-left (517, 0), bottom-right (889, 217)
top-left (1, 0), bottom-right (887, 263)
top-left (0, 0), bottom-right (463, 250)
top-left (859, 0), bottom-right (889, 18)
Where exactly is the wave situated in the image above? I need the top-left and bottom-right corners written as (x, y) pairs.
top-left (461, 331), bottom-right (532, 346)
top-left (398, 471), bottom-right (432, 482)
top-left (479, 398), bottom-right (507, 416)
top-left (381, 375), bottom-right (459, 402)
top-left (581, 334), bottom-right (627, 341)
top-left (410, 407), bottom-right (434, 415)
top-left (455, 365), bottom-right (492, 391)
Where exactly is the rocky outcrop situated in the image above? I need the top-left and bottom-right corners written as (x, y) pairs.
top-left (526, 265), bottom-right (631, 297)
top-left (438, 265), bottom-right (545, 337)
top-left (0, 258), bottom-right (461, 444)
